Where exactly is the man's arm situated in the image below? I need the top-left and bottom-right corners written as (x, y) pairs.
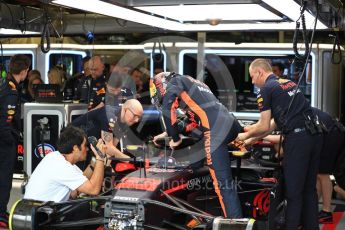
top-left (238, 110), bottom-right (274, 141)
top-left (161, 78), bottom-right (184, 142)
top-left (76, 139), bottom-right (105, 196)
top-left (241, 120), bottom-right (279, 148)
top-left (263, 134), bottom-right (281, 144)
top-left (102, 131), bottom-right (130, 158)
top-left (83, 157), bottom-right (98, 179)
top-left (77, 159), bottom-right (104, 195)
top-left (153, 131), bottom-right (168, 146)
top-left (91, 101), bottom-right (105, 111)
top-left (106, 144), bottom-right (130, 158)
top-left (70, 190), bottom-right (78, 199)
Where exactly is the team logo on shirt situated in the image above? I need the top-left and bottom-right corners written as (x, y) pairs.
top-left (6, 116), bottom-right (13, 123)
top-left (277, 78), bottom-right (289, 84)
top-left (257, 97), bottom-right (264, 110)
top-left (96, 87), bottom-right (105, 95)
top-left (278, 80), bottom-right (296, 90)
top-left (108, 117), bottom-right (116, 129)
top-left (7, 109), bottom-right (15, 115)
top-left (149, 79), bottom-right (157, 98)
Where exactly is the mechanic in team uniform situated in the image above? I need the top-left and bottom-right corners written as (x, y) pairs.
top-left (72, 98), bottom-right (143, 160)
top-left (253, 107), bottom-right (345, 224)
top-left (313, 108), bottom-right (345, 224)
top-left (0, 54), bottom-right (31, 228)
top-left (237, 59), bottom-right (323, 229)
top-left (76, 56), bottom-right (106, 110)
top-left (151, 72), bottom-right (243, 218)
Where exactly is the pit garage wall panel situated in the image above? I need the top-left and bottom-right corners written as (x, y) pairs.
top-left (321, 51), bottom-right (344, 119)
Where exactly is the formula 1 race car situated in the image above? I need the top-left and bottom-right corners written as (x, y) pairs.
top-left (10, 138), bottom-right (283, 230)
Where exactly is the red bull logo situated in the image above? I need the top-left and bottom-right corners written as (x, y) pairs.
top-left (252, 190), bottom-right (270, 218)
top-left (279, 81), bottom-right (296, 90)
top-left (149, 79), bottom-right (157, 98)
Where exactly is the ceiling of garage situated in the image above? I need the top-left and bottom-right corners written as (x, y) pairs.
top-left (0, 0), bottom-right (344, 44)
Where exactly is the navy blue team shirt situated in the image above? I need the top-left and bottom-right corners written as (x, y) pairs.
top-left (257, 74), bottom-right (311, 131)
top-left (72, 105), bottom-right (127, 140)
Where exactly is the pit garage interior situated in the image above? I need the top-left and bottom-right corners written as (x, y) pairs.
top-left (1, 0), bottom-right (345, 229)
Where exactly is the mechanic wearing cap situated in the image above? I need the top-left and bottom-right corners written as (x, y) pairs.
top-left (237, 59), bottom-right (322, 229)
top-left (151, 72), bottom-right (243, 218)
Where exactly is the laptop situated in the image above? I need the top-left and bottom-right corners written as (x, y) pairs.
top-left (34, 84), bottom-right (63, 103)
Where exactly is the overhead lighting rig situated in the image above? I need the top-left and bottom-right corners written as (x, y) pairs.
top-left (51, 0), bottom-right (328, 31)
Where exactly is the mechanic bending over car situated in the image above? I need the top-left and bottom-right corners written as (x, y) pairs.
top-left (313, 108), bottom-right (345, 224)
top-left (248, 107), bottom-right (345, 224)
top-left (237, 59), bottom-right (323, 229)
top-left (24, 125), bottom-right (106, 202)
top-left (151, 72), bottom-right (243, 219)
top-left (72, 98), bottom-right (143, 161)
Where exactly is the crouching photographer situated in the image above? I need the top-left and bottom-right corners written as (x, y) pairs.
top-left (24, 125), bottom-right (106, 202)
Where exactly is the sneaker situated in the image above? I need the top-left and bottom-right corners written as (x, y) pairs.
top-left (319, 210), bottom-right (333, 224)
top-left (0, 212), bottom-right (8, 229)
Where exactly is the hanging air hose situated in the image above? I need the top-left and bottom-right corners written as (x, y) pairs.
top-left (40, 8), bottom-right (62, 54)
top-left (330, 33), bottom-right (342, 64)
top-left (152, 40), bottom-right (165, 63)
top-left (41, 11), bottom-right (51, 54)
top-left (292, 1), bottom-right (309, 61)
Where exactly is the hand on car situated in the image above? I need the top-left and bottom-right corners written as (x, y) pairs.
top-left (169, 138), bottom-right (182, 149)
top-left (153, 132), bottom-right (168, 146)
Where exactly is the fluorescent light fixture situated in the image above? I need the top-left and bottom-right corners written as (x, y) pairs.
top-left (2, 44), bottom-right (38, 49)
top-left (52, 0), bottom-right (183, 30)
top-left (262, 0), bottom-right (326, 29)
top-left (52, 0), bottom-right (327, 30)
top-left (143, 42), bottom-right (173, 49)
top-left (175, 42), bottom-right (314, 49)
top-left (0, 28), bottom-right (39, 35)
top-left (50, 43), bottom-right (145, 50)
top-left (136, 4), bottom-right (281, 22)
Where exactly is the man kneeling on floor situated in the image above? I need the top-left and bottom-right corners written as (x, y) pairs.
top-left (24, 125), bottom-right (106, 202)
